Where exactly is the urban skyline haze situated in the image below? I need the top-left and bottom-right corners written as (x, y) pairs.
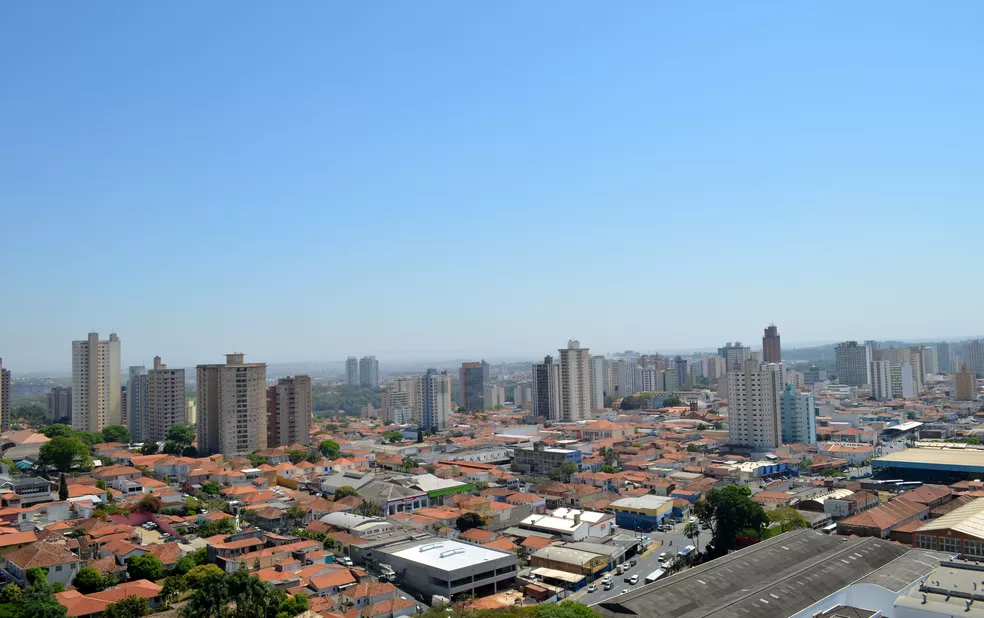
top-left (3, 2), bottom-right (984, 371)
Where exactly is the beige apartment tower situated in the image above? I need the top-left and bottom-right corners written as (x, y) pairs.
top-left (727, 358), bottom-right (782, 449)
top-left (72, 333), bottom-right (122, 433)
top-left (956, 365), bottom-right (976, 402)
top-left (558, 340), bottom-right (591, 422)
top-left (147, 356), bottom-right (186, 443)
top-left (266, 375), bottom-right (312, 447)
top-left (197, 353), bottom-right (267, 457)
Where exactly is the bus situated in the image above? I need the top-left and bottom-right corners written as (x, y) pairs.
top-left (645, 569), bottom-right (666, 584)
top-left (677, 545), bottom-right (696, 557)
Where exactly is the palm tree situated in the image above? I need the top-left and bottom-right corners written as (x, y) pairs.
top-left (684, 521), bottom-right (701, 553)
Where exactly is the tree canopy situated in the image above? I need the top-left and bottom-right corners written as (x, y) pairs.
top-left (101, 425), bottom-right (131, 444)
top-left (662, 395), bottom-right (683, 407)
top-left (126, 554), bottom-right (163, 581)
top-left (767, 507), bottom-right (808, 533)
top-left (456, 512), bottom-right (487, 532)
top-left (100, 596), bottom-right (150, 618)
top-left (693, 484), bottom-right (767, 556)
top-left (318, 440), bottom-right (340, 459)
top-left (334, 486), bottom-right (359, 499)
top-left (37, 436), bottom-right (91, 472)
top-left (72, 567), bottom-right (112, 594)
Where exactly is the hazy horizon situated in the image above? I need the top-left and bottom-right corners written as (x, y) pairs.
top-left (4, 3), bottom-right (984, 374)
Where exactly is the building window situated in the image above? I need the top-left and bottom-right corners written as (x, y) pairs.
top-left (916, 535), bottom-right (936, 550)
top-left (965, 540), bottom-right (984, 558)
top-left (940, 536), bottom-right (960, 554)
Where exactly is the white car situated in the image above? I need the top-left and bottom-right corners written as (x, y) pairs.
top-left (658, 552), bottom-right (667, 560)
top-left (587, 584), bottom-right (597, 593)
top-left (629, 575), bottom-right (639, 585)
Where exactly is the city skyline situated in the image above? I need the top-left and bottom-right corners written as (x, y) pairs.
top-left (4, 3), bottom-right (984, 372)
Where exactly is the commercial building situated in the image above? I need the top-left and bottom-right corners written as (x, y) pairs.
top-left (780, 384), bottom-right (815, 445)
top-left (72, 332), bottom-right (122, 433)
top-left (381, 391), bottom-right (412, 424)
top-left (719, 342), bottom-right (751, 372)
top-left (0, 361), bottom-right (9, 431)
top-left (804, 365), bottom-right (827, 385)
top-left (912, 498), bottom-right (984, 557)
top-left (420, 369), bottom-right (451, 431)
top-left (956, 365), bottom-right (976, 401)
top-left (519, 509), bottom-right (614, 542)
top-left (45, 386), bottom-right (72, 424)
top-left (532, 356), bottom-right (561, 420)
top-left (727, 358), bottom-right (782, 449)
top-left (608, 495), bottom-right (672, 532)
top-left (359, 356), bottom-right (379, 388)
top-left (513, 381), bottom-right (532, 406)
top-left (608, 358), bottom-right (635, 397)
top-left (873, 445), bottom-right (984, 482)
top-left (835, 341), bottom-right (871, 387)
top-left (588, 356), bottom-right (605, 412)
top-left (558, 340), bottom-right (591, 422)
top-left (375, 539), bottom-right (517, 601)
top-left (594, 529), bottom-right (944, 618)
top-left (197, 353), bottom-right (267, 457)
top-left (127, 366), bottom-right (148, 442)
top-left (459, 362), bottom-right (485, 411)
top-left (266, 375), bottom-right (312, 447)
top-left (891, 363), bottom-right (916, 399)
top-left (512, 442), bottom-right (581, 476)
top-left (346, 357), bottom-right (359, 386)
top-left (147, 357), bottom-right (186, 443)
top-left (762, 324), bottom-right (781, 363)
top-left (967, 339), bottom-right (984, 378)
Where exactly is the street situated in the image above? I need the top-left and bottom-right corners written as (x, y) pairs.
top-left (570, 521), bottom-right (699, 605)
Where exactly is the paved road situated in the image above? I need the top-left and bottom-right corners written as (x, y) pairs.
top-left (571, 522), bottom-right (699, 606)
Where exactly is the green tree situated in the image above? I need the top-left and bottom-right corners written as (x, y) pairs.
top-left (318, 440), bottom-right (340, 459)
top-left (183, 564), bottom-right (223, 589)
top-left (416, 429), bottom-right (424, 443)
top-left (0, 583), bottom-right (22, 603)
top-left (686, 443), bottom-right (701, 452)
top-left (383, 431), bottom-right (404, 444)
top-left (101, 425), bottom-right (131, 444)
top-left (662, 395), bottom-right (683, 407)
top-left (534, 601), bottom-right (600, 618)
top-left (967, 437), bottom-right (982, 445)
top-left (140, 442), bottom-right (159, 455)
top-left (550, 461), bottom-right (578, 482)
top-left (286, 449), bottom-right (307, 465)
top-left (798, 459), bottom-right (813, 471)
top-left (136, 495), bottom-right (161, 513)
top-left (58, 474), bottom-right (68, 501)
top-left (683, 521), bottom-right (701, 553)
top-left (400, 456), bottom-right (418, 473)
top-left (767, 507), bottom-right (808, 533)
top-left (202, 482), bottom-right (221, 495)
top-left (101, 595), bottom-right (151, 618)
top-left (183, 446), bottom-right (199, 457)
top-left (126, 554), bottom-right (163, 581)
top-left (225, 568), bottom-right (286, 618)
top-left (21, 569), bottom-right (67, 618)
top-left (161, 575), bottom-right (187, 608)
top-left (278, 594), bottom-right (308, 618)
top-left (355, 500), bottom-right (381, 518)
top-left (37, 437), bottom-right (91, 472)
top-left (822, 467), bottom-right (846, 478)
top-left (334, 486), bottom-right (359, 499)
top-left (711, 421), bottom-right (722, 430)
top-left (692, 485), bottom-right (767, 556)
top-left (197, 517), bottom-right (236, 537)
top-left (72, 567), bottom-right (110, 594)
top-left (599, 465), bottom-right (617, 474)
top-left (285, 506), bottom-right (306, 523)
top-left (456, 512), bottom-right (487, 532)
top-left (188, 547), bottom-right (208, 566)
top-left (166, 424), bottom-right (196, 445)
top-left (174, 556), bottom-right (196, 576)
top-left (40, 424), bottom-right (74, 439)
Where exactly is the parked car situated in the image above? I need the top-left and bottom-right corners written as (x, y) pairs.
top-left (629, 575), bottom-right (639, 585)
top-left (658, 552), bottom-right (667, 560)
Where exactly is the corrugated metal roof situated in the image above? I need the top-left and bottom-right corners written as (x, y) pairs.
top-left (916, 497), bottom-right (984, 539)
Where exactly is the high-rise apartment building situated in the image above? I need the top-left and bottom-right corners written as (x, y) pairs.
top-left (72, 332), bottom-right (122, 433)
top-left (46, 386), bottom-right (72, 423)
top-left (673, 356), bottom-right (688, 389)
top-left (514, 381), bottom-right (532, 406)
top-left (720, 342), bottom-right (751, 372)
top-left (345, 357), bottom-right (359, 386)
top-left (147, 357), bottom-right (186, 443)
top-left (609, 358), bottom-right (635, 397)
top-left (0, 360), bottom-right (10, 431)
top-left (588, 356), bottom-right (605, 411)
top-left (380, 390), bottom-right (411, 423)
top-left (483, 384), bottom-right (505, 409)
top-left (266, 375), bottom-right (312, 447)
top-left (127, 366), bottom-right (148, 442)
top-left (869, 360), bottom-right (893, 401)
top-left (902, 348), bottom-right (924, 393)
top-left (936, 342), bottom-right (952, 373)
top-left (186, 400), bottom-right (197, 426)
top-left (558, 340), bottom-right (591, 422)
top-left (780, 384), bottom-right (815, 445)
top-left (532, 356), bottom-right (561, 419)
top-left (705, 356), bottom-right (727, 381)
top-left (955, 366), bottom-right (976, 401)
top-left (359, 356), bottom-right (379, 388)
top-left (921, 346), bottom-right (939, 375)
top-left (197, 353), bottom-right (267, 457)
top-left (834, 341), bottom-right (871, 387)
top-left (763, 325), bottom-right (781, 364)
top-left (727, 359), bottom-right (782, 449)
top-left (420, 369), bottom-right (452, 431)
top-left (459, 362), bottom-right (485, 411)
top-left (891, 363), bottom-right (916, 399)
top-left (761, 362), bottom-right (788, 389)
top-left (966, 340), bottom-right (984, 378)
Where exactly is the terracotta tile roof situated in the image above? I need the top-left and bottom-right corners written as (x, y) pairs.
top-left (56, 580), bottom-right (161, 617)
top-left (308, 570), bottom-right (356, 590)
top-left (344, 581), bottom-right (397, 599)
top-left (482, 537), bottom-right (518, 552)
top-left (520, 536), bottom-right (552, 549)
top-left (839, 497), bottom-right (927, 532)
top-left (5, 541), bottom-right (79, 569)
top-left (361, 596), bottom-right (415, 618)
top-left (0, 531), bottom-right (37, 547)
top-left (149, 542), bottom-right (181, 565)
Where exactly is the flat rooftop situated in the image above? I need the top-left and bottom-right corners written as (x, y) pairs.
top-left (385, 539), bottom-right (513, 572)
top-left (873, 447), bottom-right (984, 472)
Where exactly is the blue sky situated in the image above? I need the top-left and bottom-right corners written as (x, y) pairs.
top-left (3, 2), bottom-right (984, 372)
